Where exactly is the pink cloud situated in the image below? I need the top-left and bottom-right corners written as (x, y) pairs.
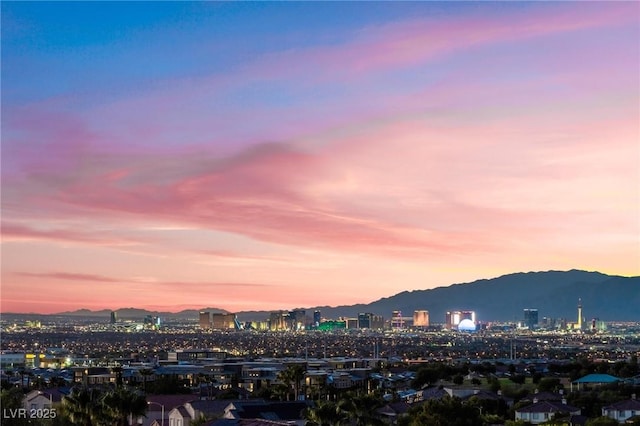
top-left (241, 2), bottom-right (637, 83)
top-left (1, 2), bottom-right (637, 314)
top-left (1, 223), bottom-right (140, 246)
top-left (16, 272), bottom-right (121, 283)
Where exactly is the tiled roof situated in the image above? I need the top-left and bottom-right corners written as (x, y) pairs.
top-left (377, 401), bottom-right (410, 417)
top-left (146, 394), bottom-right (196, 411)
top-left (190, 399), bottom-right (260, 416)
top-left (230, 401), bottom-right (312, 420)
top-left (516, 400), bottom-right (580, 414)
top-left (602, 399), bottom-right (640, 411)
top-left (421, 387), bottom-right (448, 400)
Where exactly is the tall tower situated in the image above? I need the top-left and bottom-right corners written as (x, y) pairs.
top-left (577, 298), bottom-right (583, 330)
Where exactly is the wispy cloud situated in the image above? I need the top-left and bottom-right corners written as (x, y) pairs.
top-left (2, 2), bottom-right (637, 313)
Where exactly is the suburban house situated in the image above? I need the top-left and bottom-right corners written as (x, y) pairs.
top-left (601, 397), bottom-right (640, 424)
top-left (22, 389), bottom-right (65, 411)
top-left (515, 400), bottom-right (581, 425)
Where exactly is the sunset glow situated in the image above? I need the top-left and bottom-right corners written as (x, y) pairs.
top-left (2, 2), bottom-right (638, 314)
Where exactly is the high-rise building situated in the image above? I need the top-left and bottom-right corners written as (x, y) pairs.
top-left (344, 318), bottom-right (359, 329)
top-left (211, 313), bottom-right (237, 330)
top-left (391, 310), bottom-right (405, 329)
top-left (358, 313), bottom-right (371, 329)
top-left (445, 310), bottom-right (476, 330)
top-left (199, 312), bottom-right (211, 329)
top-left (313, 310), bottom-right (321, 327)
top-left (413, 310), bottom-right (429, 327)
top-left (110, 311), bottom-right (117, 324)
top-left (461, 310), bottom-right (475, 322)
top-left (355, 313), bottom-right (384, 329)
top-left (269, 311), bottom-right (288, 331)
top-left (289, 309), bottom-right (307, 331)
top-left (523, 309), bottom-right (539, 329)
top-left (370, 314), bottom-right (384, 329)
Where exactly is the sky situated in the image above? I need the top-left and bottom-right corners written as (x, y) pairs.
top-left (1, 2), bottom-right (639, 314)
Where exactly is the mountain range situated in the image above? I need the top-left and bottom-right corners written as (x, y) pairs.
top-left (5, 270), bottom-right (639, 322)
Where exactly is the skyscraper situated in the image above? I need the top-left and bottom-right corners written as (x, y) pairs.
top-left (358, 313), bottom-right (371, 329)
top-left (199, 311), bottom-right (211, 329)
top-left (523, 309), bottom-right (538, 329)
top-left (313, 310), bottom-right (321, 327)
top-left (391, 310), bottom-right (405, 329)
top-left (413, 310), bottom-right (429, 327)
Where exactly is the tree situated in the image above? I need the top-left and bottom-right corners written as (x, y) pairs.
top-left (303, 400), bottom-right (348, 426)
top-left (101, 387), bottom-right (148, 426)
top-left (585, 417), bottom-right (620, 426)
top-left (278, 364), bottom-right (305, 401)
top-left (398, 396), bottom-right (482, 426)
top-left (509, 374), bottom-right (526, 385)
top-left (138, 368), bottom-right (154, 393)
top-left (537, 377), bottom-right (560, 392)
top-left (412, 367), bottom-right (440, 389)
top-left (1, 387), bottom-right (31, 426)
top-left (337, 393), bottom-right (385, 426)
top-left (111, 366), bottom-right (123, 388)
top-left (61, 387), bottom-right (105, 426)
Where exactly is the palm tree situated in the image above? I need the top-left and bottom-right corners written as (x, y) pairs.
top-left (138, 368), bottom-right (154, 393)
top-left (302, 400), bottom-right (348, 426)
top-left (101, 387), bottom-right (148, 426)
top-left (338, 393), bottom-right (385, 426)
top-left (278, 364), bottom-right (306, 401)
top-left (61, 387), bottom-right (105, 426)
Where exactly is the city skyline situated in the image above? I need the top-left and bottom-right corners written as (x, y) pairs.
top-left (2, 2), bottom-right (639, 314)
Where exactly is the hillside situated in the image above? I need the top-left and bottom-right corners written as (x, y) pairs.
top-left (7, 270), bottom-right (637, 323)
top-left (236, 270), bottom-right (639, 322)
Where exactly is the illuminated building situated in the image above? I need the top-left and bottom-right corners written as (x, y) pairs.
top-left (199, 312), bottom-right (211, 329)
top-left (391, 310), bottom-right (405, 329)
top-left (358, 313), bottom-right (371, 329)
top-left (211, 313), bottom-right (237, 330)
top-left (577, 298), bottom-right (583, 330)
top-left (317, 320), bottom-right (346, 331)
top-left (413, 310), bottom-right (429, 327)
top-left (446, 310), bottom-right (476, 330)
top-left (357, 313), bottom-right (384, 329)
top-left (523, 309), bottom-right (538, 329)
top-left (313, 310), bottom-right (321, 327)
top-left (269, 311), bottom-right (288, 331)
top-left (288, 309), bottom-right (307, 331)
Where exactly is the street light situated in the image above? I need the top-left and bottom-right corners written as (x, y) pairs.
top-left (147, 401), bottom-right (165, 426)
